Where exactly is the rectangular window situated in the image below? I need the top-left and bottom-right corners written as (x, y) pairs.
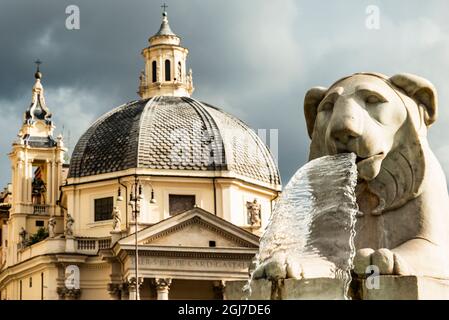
top-left (29, 277), bottom-right (32, 288)
top-left (152, 61), bottom-right (157, 83)
top-left (35, 220), bottom-right (44, 227)
top-left (94, 197), bottom-right (114, 222)
top-left (169, 194), bottom-right (195, 216)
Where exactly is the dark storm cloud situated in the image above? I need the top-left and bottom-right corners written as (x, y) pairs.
top-left (1, 0), bottom-right (449, 187)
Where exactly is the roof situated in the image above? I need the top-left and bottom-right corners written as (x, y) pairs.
top-left (118, 206), bottom-right (260, 248)
top-left (68, 96), bottom-right (281, 189)
top-left (152, 12), bottom-right (176, 37)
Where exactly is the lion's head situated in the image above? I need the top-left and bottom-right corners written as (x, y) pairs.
top-left (304, 73), bottom-right (438, 215)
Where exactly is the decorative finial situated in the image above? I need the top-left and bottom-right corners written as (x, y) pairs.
top-left (34, 59), bottom-right (42, 79)
top-left (161, 3), bottom-right (168, 14)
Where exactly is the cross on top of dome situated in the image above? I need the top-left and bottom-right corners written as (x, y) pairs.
top-left (153, 6), bottom-right (177, 38)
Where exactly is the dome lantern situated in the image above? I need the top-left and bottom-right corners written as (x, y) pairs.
top-left (138, 10), bottom-right (194, 99)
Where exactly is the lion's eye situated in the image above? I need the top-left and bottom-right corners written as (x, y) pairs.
top-left (365, 95), bottom-right (384, 104)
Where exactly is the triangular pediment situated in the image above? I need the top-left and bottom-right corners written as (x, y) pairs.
top-left (118, 207), bottom-right (259, 249)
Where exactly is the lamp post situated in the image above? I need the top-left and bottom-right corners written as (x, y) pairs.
top-left (117, 177), bottom-right (156, 300)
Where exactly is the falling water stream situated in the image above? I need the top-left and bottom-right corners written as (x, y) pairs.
top-left (246, 153), bottom-right (358, 299)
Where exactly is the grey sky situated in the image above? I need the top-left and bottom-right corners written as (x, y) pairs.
top-left (1, 0), bottom-right (449, 187)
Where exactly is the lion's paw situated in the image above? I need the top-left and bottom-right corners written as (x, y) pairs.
top-left (354, 248), bottom-right (413, 276)
top-left (252, 255), bottom-right (288, 280)
top-left (252, 254), bottom-right (336, 280)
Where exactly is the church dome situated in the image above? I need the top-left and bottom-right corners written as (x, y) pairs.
top-left (68, 96), bottom-right (281, 189)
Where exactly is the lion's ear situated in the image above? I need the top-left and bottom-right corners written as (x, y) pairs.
top-left (390, 73), bottom-right (438, 127)
top-left (304, 87), bottom-right (327, 138)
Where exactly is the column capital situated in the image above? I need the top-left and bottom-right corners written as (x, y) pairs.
top-left (153, 277), bottom-right (172, 290)
top-left (57, 287), bottom-right (81, 300)
top-left (126, 277), bottom-right (143, 300)
top-left (153, 278), bottom-right (172, 300)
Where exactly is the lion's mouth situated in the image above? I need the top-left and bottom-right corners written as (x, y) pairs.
top-left (355, 152), bottom-right (386, 182)
top-left (355, 152), bottom-right (385, 165)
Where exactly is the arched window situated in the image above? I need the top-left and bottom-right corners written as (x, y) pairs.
top-left (178, 61), bottom-right (182, 82)
top-left (152, 61), bottom-right (157, 83)
top-left (165, 59), bottom-right (171, 81)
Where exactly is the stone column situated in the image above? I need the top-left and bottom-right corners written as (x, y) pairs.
top-left (213, 280), bottom-right (226, 300)
top-left (16, 160), bottom-right (23, 205)
top-left (26, 159), bottom-right (33, 204)
top-left (153, 278), bottom-right (172, 300)
top-left (128, 281), bottom-right (138, 300)
top-left (127, 278), bottom-right (142, 300)
top-left (46, 160), bottom-right (52, 205)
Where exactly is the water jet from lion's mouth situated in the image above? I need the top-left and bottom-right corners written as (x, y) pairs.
top-left (245, 152), bottom-right (358, 300)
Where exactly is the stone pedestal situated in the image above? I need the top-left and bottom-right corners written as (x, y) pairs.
top-left (224, 280), bottom-right (271, 300)
top-left (254, 278), bottom-right (346, 300)
top-left (226, 278), bottom-right (346, 300)
top-left (280, 278), bottom-right (346, 299)
top-left (358, 275), bottom-right (449, 300)
top-left (235, 276), bottom-right (449, 300)
top-left (65, 236), bottom-right (75, 253)
top-left (223, 281), bottom-right (247, 300)
top-left (110, 231), bottom-right (122, 245)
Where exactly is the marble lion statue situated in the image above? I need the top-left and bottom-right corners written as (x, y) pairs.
top-left (257, 72), bottom-right (449, 280)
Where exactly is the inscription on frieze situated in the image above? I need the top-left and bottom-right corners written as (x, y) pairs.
top-left (131, 257), bottom-right (249, 271)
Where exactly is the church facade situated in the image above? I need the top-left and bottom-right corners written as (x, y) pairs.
top-left (0, 11), bottom-right (281, 300)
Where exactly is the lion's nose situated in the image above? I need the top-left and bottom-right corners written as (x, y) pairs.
top-left (329, 101), bottom-right (363, 147)
top-left (331, 125), bottom-right (361, 145)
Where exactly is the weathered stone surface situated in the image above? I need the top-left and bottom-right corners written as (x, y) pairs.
top-left (353, 248), bottom-right (374, 275)
top-left (360, 275), bottom-right (449, 300)
top-left (280, 278), bottom-right (346, 300)
top-left (223, 281), bottom-right (248, 300)
top-left (241, 276), bottom-right (449, 300)
top-left (224, 279), bottom-right (272, 300)
top-left (247, 279), bottom-right (272, 300)
top-left (232, 278), bottom-right (346, 300)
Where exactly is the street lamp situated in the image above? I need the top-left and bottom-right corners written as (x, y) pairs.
top-left (117, 177), bottom-right (156, 300)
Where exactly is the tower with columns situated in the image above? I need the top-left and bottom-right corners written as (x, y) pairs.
top-left (6, 67), bottom-right (66, 266)
top-left (138, 10), bottom-right (194, 98)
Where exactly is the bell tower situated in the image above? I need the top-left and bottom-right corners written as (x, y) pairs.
top-left (6, 65), bottom-right (66, 265)
top-left (138, 9), bottom-right (194, 98)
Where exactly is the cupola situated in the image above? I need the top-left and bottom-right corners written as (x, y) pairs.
top-left (138, 10), bottom-right (194, 98)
